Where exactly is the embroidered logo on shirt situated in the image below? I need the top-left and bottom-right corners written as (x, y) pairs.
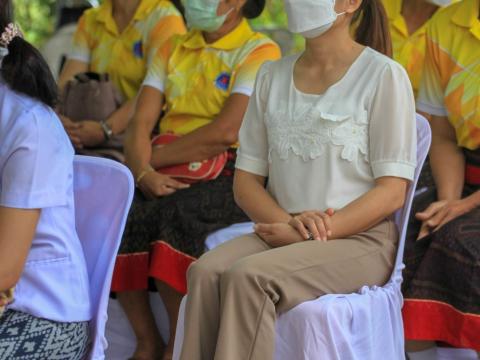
top-left (215, 72), bottom-right (231, 91)
top-left (133, 40), bottom-right (143, 58)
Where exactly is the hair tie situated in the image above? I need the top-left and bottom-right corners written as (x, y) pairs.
top-left (0, 23), bottom-right (23, 48)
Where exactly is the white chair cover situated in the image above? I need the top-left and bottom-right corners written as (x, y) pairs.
top-left (73, 156), bottom-right (134, 360)
top-left (173, 114), bottom-right (431, 360)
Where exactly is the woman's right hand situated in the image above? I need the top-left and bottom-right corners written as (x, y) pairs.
top-left (137, 171), bottom-right (190, 199)
top-left (58, 115), bottom-right (83, 149)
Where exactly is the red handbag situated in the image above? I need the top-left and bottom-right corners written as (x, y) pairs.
top-left (151, 133), bottom-right (228, 184)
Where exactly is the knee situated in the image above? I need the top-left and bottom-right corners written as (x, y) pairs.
top-left (220, 260), bottom-right (259, 290)
top-left (186, 255), bottom-right (221, 289)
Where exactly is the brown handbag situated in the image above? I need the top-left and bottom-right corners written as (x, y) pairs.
top-left (59, 72), bottom-right (125, 161)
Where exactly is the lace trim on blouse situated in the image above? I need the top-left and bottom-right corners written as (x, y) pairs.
top-left (266, 103), bottom-right (369, 163)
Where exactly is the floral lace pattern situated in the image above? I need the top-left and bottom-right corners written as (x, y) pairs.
top-left (265, 103), bottom-right (369, 163)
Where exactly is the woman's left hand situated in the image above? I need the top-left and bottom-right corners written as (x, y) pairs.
top-left (288, 209), bottom-right (335, 241)
top-left (70, 120), bottom-right (106, 148)
top-left (254, 222), bottom-right (305, 248)
top-left (416, 198), bottom-right (475, 239)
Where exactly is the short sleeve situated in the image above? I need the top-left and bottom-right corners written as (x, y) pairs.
top-left (369, 63), bottom-right (417, 181)
top-left (142, 36), bottom-right (176, 92)
top-left (235, 62), bottom-right (272, 177)
top-left (68, 13), bottom-right (91, 63)
top-left (231, 42), bottom-right (281, 96)
top-left (145, 14), bottom-right (186, 67)
top-left (416, 23), bottom-right (447, 116)
top-left (0, 109), bottom-right (73, 209)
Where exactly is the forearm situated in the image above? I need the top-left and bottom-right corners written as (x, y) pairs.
top-left (429, 137), bottom-right (465, 201)
top-left (106, 98), bottom-right (136, 136)
top-left (125, 86), bottom-right (164, 177)
top-left (0, 208), bottom-right (39, 290)
top-left (328, 181), bottom-right (406, 240)
top-left (150, 122), bottom-right (234, 168)
top-left (124, 122), bottom-right (154, 179)
top-left (151, 93), bottom-right (249, 168)
top-left (233, 171), bottom-right (292, 224)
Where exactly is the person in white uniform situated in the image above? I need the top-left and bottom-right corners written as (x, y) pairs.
top-left (179, 0), bottom-right (417, 359)
top-left (0, 2), bottom-right (91, 359)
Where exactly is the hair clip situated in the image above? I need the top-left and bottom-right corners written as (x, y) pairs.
top-left (0, 23), bottom-right (23, 48)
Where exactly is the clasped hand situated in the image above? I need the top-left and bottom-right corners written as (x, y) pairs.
top-left (59, 115), bottom-right (105, 148)
top-left (255, 209), bottom-right (335, 248)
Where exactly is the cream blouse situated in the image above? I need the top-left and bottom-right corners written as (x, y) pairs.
top-left (235, 47), bottom-right (417, 214)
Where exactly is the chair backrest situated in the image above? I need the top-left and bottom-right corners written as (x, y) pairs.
top-left (73, 156), bottom-right (134, 360)
top-left (391, 114), bottom-right (432, 280)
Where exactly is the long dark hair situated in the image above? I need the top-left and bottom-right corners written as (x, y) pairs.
top-left (1, 0), bottom-right (58, 107)
top-left (353, 0), bottom-right (392, 57)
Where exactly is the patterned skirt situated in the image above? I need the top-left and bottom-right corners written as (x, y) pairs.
top-left (111, 150), bottom-right (249, 294)
top-left (402, 148), bottom-right (480, 351)
top-left (0, 310), bottom-right (90, 360)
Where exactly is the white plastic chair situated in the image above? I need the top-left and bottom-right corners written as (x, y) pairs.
top-left (73, 155), bottom-right (134, 360)
top-left (173, 114), bottom-right (431, 360)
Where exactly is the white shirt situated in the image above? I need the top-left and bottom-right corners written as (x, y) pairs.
top-left (236, 47), bottom-right (417, 214)
top-left (0, 82), bottom-right (91, 322)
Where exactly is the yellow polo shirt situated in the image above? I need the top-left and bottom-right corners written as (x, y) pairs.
top-left (417, 0), bottom-right (480, 150)
top-left (143, 19), bottom-right (281, 136)
top-left (382, 0), bottom-right (453, 98)
top-left (69, 0), bottom-right (186, 100)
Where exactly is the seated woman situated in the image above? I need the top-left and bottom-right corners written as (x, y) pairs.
top-left (402, 0), bottom-right (480, 358)
top-left (179, 0), bottom-right (417, 358)
top-left (57, 0), bottom-right (186, 158)
top-left (112, 0), bottom-right (281, 358)
top-left (0, 3), bottom-right (91, 359)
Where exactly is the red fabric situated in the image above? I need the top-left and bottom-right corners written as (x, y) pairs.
top-left (152, 134), bottom-right (228, 183)
top-left (111, 253), bottom-right (149, 292)
top-left (465, 164), bottom-right (480, 185)
top-left (149, 241), bottom-right (196, 294)
top-left (403, 299), bottom-right (480, 351)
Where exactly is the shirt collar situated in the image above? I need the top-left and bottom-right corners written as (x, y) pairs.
top-left (96, 0), bottom-right (162, 35)
top-left (133, 0), bottom-right (162, 21)
top-left (451, 0), bottom-right (480, 40)
top-left (182, 19), bottom-right (254, 50)
top-left (452, 0), bottom-right (480, 26)
top-left (95, 0), bottom-right (117, 35)
top-left (385, 0), bottom-right (431, 38)
top-left (384, 0), bottom-right (409, 38)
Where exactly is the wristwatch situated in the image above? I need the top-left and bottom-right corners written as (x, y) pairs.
top-left (100, 120), bottom-right (113, 141)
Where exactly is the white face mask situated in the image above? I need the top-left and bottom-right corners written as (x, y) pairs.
top-left (284, 0), bottom-right (345, 39)
top-left (425, 0), bottom-right (452, 6)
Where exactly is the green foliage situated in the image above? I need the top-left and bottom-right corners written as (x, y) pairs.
top-left (12, 0), bottom-right (57, 47)
top-left (251, 0), bottom-right (304, 54)
top-left (251, 0), bottom-right (288, 30)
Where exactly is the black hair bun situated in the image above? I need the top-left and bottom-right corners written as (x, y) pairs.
top-left (243, 0), bottom-right (266, 19)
